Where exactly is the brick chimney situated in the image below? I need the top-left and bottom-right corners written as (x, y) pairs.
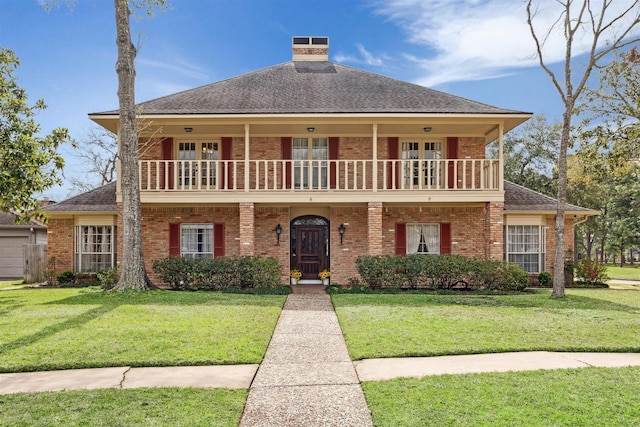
top-left (292, 36), bottom-right (329, 61)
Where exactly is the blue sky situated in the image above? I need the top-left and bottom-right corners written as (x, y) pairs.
top-left (1, 0), bottom-right (639, 200)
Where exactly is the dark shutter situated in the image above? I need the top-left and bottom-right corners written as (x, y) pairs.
top-left (440, 223), bottom-right (452, 254)
top-left (221, 137), bottom-right (233, 189)
top-left (329, 137), bottom-right (339, 189)
top-left (395, 223), bottom-right (406, 256)
top-left (387, 137), bottom-right (399, 189)
top-left (281, 137), bottom-right (292, 189)
top-left (214, 223), bottom-right (225, 257)
top-left (161, 137), bottom-right (174, 189)
top-left (169, 223), bottom-right (180, 256)
top-left (447, 137), bottom-right (458, 189)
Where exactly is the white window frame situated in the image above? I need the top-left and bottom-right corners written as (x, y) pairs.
top-left (505, 225), bottom-right (546, 273)
top-left (292, 137), bottom-right (328, 189)
top-left (181, 223), bottom-right (214, 259)
top-left (176, 140), bottom-right (220, 188)
top-left (400, 139), bottom-right (443, 188)
top-left (406, 223), bottom-right (440, 255)
top-left (74, 225), bottom-right (116, 272)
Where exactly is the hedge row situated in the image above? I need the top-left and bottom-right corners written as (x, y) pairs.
top-left (152, 256), bottom-right (283, 291)
top-left (355, 254), bottom-right (529, 291)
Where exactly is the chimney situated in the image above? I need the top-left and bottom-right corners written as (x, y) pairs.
top-left (292, 36), bottom-right (329, 61)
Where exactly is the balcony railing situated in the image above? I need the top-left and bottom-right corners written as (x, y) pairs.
top-left (139, 159), bottom-right (500, 192)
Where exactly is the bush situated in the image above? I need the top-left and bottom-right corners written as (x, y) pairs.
top-left (97, 268), bottom-right (118, 290)
top-left (355, 255), bottom-right (528, 292)
top-left (575, 258), bottom-right (609, 286)
top-left (56, 270), bottom-right (76, 287)
top-left (152, 256), bottom-right (283, 291)
top-left (538, 271), bottom-right (552, 287)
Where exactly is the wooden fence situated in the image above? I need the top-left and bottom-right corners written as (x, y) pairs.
top-left (23, 244), bottom-right (47, 283)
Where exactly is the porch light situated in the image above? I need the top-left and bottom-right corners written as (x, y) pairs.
top-left (184, 127), bottom-right (193, 132)
top-left (307, 127), bottom-right (315, 132)
top-left (423, 127), bottom-right (432, 132)
top-left (338, 223), bottom-right (346, 244)
top-left (275, 224), bottom-right (283, 244)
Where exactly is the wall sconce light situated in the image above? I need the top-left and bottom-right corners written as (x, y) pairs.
top-left (307, 127), bottom-right (315, 133)
top-left (338, 223), bottom-right (346, 244)
top-left (423, 127), bottom-right (432, 132)
top-left (184, 127), bottom-right (193, 133)
top-left (275, 223), bottom-right (282, 245)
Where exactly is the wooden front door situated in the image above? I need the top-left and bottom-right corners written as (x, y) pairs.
top-left (291, 216), bottom-right (329, 280)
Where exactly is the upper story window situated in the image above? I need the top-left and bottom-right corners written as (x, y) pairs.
top-left (293, 137), bottom-right (328, 189)
top-left (177, 141), bottom-right (219, 187)
top-left (401, 140), bottom-right (443, 187)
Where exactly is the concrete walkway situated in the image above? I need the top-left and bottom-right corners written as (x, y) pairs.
top-left (239, 285), bottom-right (373, 427)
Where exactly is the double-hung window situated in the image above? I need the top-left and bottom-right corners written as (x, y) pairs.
top-left (177, 141), bottom-right (219, 188)
top-left (293, 137), bottom-right (328, 189)
top-left (181, 224), bottom-right (213, 258)
top-left (505, 225), bottom-right (546, 273)
top-left (401, 140), bottom-right (442, 188)
top-left (406, 223), bottom-right (440, 255)
top-left (75, 225), bottom-right (116, 272)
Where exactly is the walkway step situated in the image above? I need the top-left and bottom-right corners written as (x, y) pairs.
top-left (240, 293), bottom-right (373, 427)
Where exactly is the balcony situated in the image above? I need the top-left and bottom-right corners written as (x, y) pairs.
top-left (137, 159), bottom-right (501, 202)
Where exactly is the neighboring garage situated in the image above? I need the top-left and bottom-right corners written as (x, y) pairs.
top-left (0, 213), bottom-right (47, 279)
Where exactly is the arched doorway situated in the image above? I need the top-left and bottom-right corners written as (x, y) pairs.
top-left (290, 216), bottom-right (329, 280)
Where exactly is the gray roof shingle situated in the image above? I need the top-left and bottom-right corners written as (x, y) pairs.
top-left (0, 212), bottom-right (45, 228)
top-left (44, 182), bottom-right (117, 212)
top-left (92, 62), bottom-right (529, 116)
top-left (504, 181), bottom-right (595, 213)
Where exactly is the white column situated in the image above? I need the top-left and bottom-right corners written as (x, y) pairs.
top-left (372, 123), bottom-right (378, 192)
top-left (498, 122), bottom-right (504, 191)
top-left (244, 124), bottom-right (250, 192)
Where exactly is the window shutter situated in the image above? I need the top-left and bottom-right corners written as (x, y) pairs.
top-left (395, 223), bottom-right (406, 255)
top-left (329, 137), bottom-right (339, 189)
top-left (440, 223), bottom-right (452, 254)
top-left (161, 137), bottom-right (174, 189)
top-left (214, 223), bottom-right (225, 258)
top-left (221, 137), bottom-right (233, 189)
top-left (281, 137), bottom-right (292, 189)
top-left (387, 137), bottom-right (399, 189)
top-left (446, 137), bottom-right (458, 189)
top-left (169, 223), bottom-right (180, 256)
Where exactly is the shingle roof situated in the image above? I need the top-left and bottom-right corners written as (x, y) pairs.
top-left (44, 182), bottom-right (117, 212)
top-left (0, 212), bottom-right (45, 228)
top-left (504, 181), bottom-right (596, 213)
top-left (92, 62), bottom-right (529, 116)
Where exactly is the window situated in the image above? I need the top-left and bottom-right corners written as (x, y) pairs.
top-left (506, 225), bottom-right (546, 273)
top-left (293, 137), bottom-right (328, 189)
top-left (177, 141), bottom-right (219, 187)
top-left (406, 223), bottom-right (440, 254)
top-left (75, 226), bottom-right (116, 272)
top-left (181, 224), bottom-right (213, 258)
top-left (401, 140), bottom-right (442, 187)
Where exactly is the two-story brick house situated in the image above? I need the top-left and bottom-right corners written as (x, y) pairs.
top-left (45, 37), bottom-right (597, 285)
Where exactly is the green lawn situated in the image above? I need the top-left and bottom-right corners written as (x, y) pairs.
top-left (333, 289), bottom-right (640, 360)
top-left (0, 288), bottom-right (285, 373)
top-left (606, 264), bottom-right (640, 281)
top-left (0, 388), bottom-right (246, 427)
top-left (364, 366), bottom-right (640, 426)
top-left (0, 280), bottom-right (24, 290)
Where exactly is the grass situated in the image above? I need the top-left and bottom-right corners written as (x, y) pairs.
top-left (0, 288), bottom-right (285, 373)
top-left (0, 280), bottom-right (24, 290)
top-left (332, 289), bottom-right (640, 360)
top-left (0, 388), bottom-right (246, 427)
top-left (363, 366), bottom-right (640, 426)
top-left (606, 264), bottom-right (640, 281)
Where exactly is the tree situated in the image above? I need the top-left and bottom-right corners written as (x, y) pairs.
top-left (69, 126), bottom-right (118, 195)
top-left (0, 46), bottom-right (71, 223)
top-left (487, 115), bottom-right (560, 197)
top-left (526, 0), bottom-right (640, 297)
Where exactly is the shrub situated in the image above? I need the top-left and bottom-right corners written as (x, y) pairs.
top-left (575, 258), bottom-right (609, 286)
top-left (97, 268), bottom-right (118, 290)
top-left (152, 256), bottom-right (283, 291)
top-left (56, 270), bottom-right (76, 287)
top-left (538, 271), bottom-right (552, 287)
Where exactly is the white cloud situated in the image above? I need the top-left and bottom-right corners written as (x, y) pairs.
top-left (334, 44), bottom-right (388, 66)
top-left (136, 56), bottom-right (210, 82)
top-left (371, 0), bottom-right (640, 86)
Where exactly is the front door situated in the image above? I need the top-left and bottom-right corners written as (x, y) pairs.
top-left (291, 216), bottom-right (329, 280)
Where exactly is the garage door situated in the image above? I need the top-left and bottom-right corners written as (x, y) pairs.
top-left (0, 236), bottom-right (28, 278)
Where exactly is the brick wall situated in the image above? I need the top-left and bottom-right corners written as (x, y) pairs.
top-left (47, 218), bottom-right (74, 274)
top-left (485, 202), bottom-right (505, 260)
top-left (545, 217), bottom-right (575, 275)
top-left (330, 206), bottom-right (368, 284)
top-left (255, 207), bottom-right (290, 284)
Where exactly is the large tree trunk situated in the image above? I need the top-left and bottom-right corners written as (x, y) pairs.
top-left (113, 0), bottom-right (153, 290)
top-left (552, 109), bottom-right (572, 297)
